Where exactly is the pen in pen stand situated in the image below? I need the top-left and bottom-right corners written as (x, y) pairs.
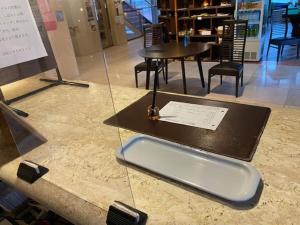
top-left (148, 61), bottom-right (160, 120)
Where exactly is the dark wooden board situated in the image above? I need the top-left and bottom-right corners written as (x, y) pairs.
top-left (138, 42), bottom-right (210, 59)
top-left (105, 92), bottom-right (271, 162)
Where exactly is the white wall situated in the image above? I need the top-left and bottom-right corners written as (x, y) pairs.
top-left (63, 0), bottom-right (102, 56)
top-left (47, 0), bottom-right (80, 79)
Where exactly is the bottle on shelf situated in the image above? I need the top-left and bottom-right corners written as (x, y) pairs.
top-left (184, 29), bottom-right (190, 47)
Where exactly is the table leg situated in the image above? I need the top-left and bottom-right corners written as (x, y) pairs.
top-left (165, 59), bottom-right (168, 84)
top-left (146, 58), bottom-right (152, 90)
top-left (181, 58), bottom-right (187, 94)
top-left (197, 55), bottom-right (205, 88)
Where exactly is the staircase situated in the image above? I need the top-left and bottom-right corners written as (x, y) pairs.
top-left (122, 0), bottom-right (157, 40)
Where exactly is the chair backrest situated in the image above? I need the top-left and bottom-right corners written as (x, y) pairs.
top-left (220, 20), bottom-right (248, 65)
top-left (143, 23), bottom-right (165, 48)
top-left (270, 6), bottom-right (288, 40)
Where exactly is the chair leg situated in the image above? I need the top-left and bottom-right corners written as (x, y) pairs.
top-left (134, 69), bottom-right (138, 88)
top-left (297, 44), bottom-right (300, 59)
top-left (281, 45), bottom-right (284, 56)
top-left (181, 58), bottom-right (187, 94)
top-left (208, 73), bottom-right (211, 94)
top-left (159, 59), bottom-right (165, 81)
top-left (165, 59), bottom-right (168, 84)
top-left (236, 76), bottom-right (239, 98)
top-left (220, 75), bottom-right (223, 85)
top-left (277, 45), bottom-right (282, 64)
top-left (241, 71), bottom-right (244, 87)
top-left (267, 43), bottom-right (271, 57)
top-left (162, 64), bottom-right (165, 82)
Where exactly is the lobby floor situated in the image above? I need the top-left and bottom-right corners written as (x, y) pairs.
top-left (103, 38), bottom-right (300, 108)
top-left (3, 37), bottom-right (298, 110)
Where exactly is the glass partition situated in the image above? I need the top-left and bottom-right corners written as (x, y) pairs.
top-left (0, 0), bottom-right (135, 222)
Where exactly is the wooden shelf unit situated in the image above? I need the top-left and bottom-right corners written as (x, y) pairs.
top-left (157, 0), bottom-right (236, 61)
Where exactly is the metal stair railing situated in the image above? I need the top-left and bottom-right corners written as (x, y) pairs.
top-left (123, 0), bottom-right (158, 24)
top-left (123, 0), bottom-right (159, 40)
top-left (123, 5), bottom-right (144, 40)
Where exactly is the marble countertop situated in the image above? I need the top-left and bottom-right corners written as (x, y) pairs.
top-left (0, 84), bottom-right (299, 225)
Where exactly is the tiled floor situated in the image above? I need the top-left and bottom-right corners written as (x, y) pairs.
top-left (103, 38), bottom-right (300, 108)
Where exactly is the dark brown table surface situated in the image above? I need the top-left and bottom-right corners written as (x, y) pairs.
top-left (138, 42), bottom-right (210, 59)
top-left (105, 92), bottom-right (271, 162)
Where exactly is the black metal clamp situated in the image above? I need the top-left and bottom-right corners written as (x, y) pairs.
top-left (17, 161), bottom-right (49, 184)
top-left (106, 201), bottom-right (147, 225)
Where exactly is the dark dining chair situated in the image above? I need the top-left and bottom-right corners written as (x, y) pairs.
top-left (267, 5), bottom-right (300, 63)
top-left (208, 20), bottom-right (248, 97)
top-left (134, 23), bottom-right (168, 89)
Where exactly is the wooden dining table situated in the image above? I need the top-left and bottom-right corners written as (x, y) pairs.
top-left (138, 42), bottom-right (210, 95)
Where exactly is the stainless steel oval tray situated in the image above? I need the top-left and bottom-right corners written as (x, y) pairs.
top-left (117, 135), bottom-right (262, 203)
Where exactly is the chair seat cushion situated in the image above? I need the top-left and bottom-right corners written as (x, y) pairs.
top-left (270, 37), bottom-right (300, 45)
top-left (135, 61), bottom-right (164, 71)
top-left (209, 62), bottom-right (243, 76)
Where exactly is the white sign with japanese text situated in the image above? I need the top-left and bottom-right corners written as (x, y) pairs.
top-left (0, 0), bottom-right (47, 69)
top-left (159, 101), bottom-right (228, 130)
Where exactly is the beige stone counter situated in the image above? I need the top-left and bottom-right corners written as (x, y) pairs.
top-left (0, 84), bottom-right (299, 225)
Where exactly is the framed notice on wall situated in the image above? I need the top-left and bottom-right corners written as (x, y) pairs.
top-left (0, 0), bottom-right (48, 68)
top-left (0, 0), bottom-right (57, 86)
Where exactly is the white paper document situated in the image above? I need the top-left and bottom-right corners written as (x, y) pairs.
top-left (159, 101), bottom-right (228, 130)
top-left (0, 0), bottom-right (47, 69)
